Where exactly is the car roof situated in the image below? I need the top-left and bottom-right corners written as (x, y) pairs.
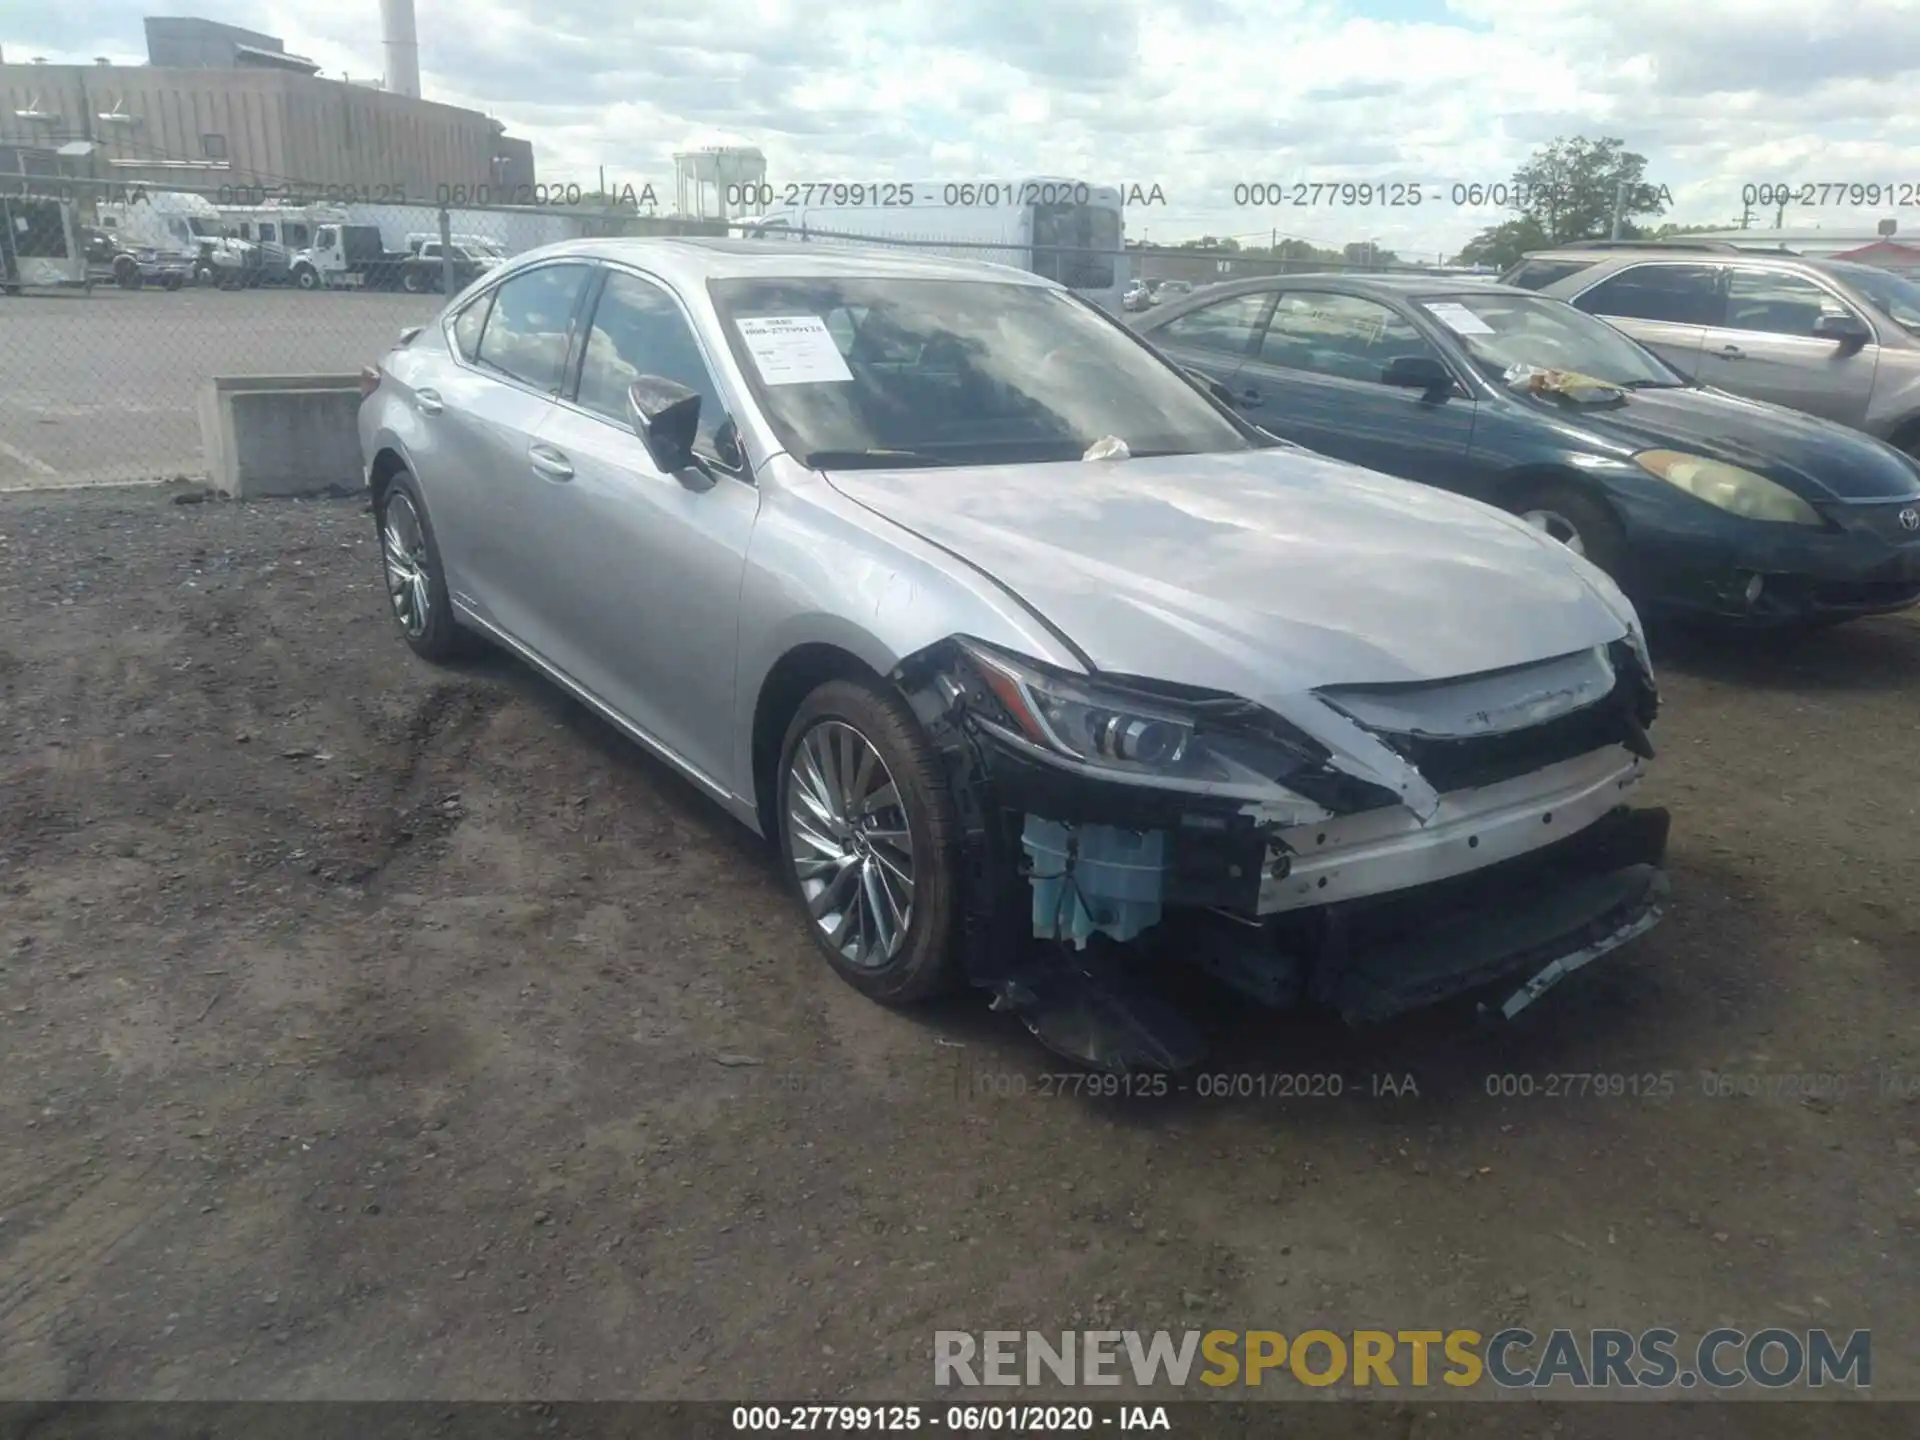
top-left (1520, 245), bottom-right (1833, 271)
top-left (1143, 271), bottom-right (1537, 308)
top-left (499, 235), bottom-right (1055, 289)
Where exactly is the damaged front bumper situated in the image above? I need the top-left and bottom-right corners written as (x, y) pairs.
top-left (895, 638), bottom-right (1671, 1069)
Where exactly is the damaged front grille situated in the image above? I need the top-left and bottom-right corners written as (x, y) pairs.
top-left (1338, 640), bottom-right (1656, 796)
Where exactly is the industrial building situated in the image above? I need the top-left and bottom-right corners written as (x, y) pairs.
top-left (0, 11), bottom-right (533, 196)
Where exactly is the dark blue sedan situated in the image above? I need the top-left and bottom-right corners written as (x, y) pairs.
top-left (1134, 275), bottom-right (1920, 624)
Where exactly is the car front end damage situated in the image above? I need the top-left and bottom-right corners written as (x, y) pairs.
top-left (894, 635), bottom-right (1670, 1070)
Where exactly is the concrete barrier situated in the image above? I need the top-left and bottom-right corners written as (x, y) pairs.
top-left (198, 375), bottom-right (363, 499)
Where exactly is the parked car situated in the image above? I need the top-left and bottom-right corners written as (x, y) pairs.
top-left (1135, 274), bottom-right (1920, 626)
top-left (1122, 278), bottom-right (1153, 312)
top-left (1505, 243), bottom-right (1920, 457)
top-left (1151, 279), bottom-right (1193, 305)
top-left (360, 239), bottom-right (1670, 1069)
top-left (79, 225), bottom-right (190, 291)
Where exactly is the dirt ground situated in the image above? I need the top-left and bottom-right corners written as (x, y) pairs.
top-left (1, 485), bottom-right (1916, 1418)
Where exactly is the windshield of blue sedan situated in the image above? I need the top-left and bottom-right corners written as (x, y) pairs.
top-left (708, 277), bottom-right (1254, 467)
top-left (1417, 291), bottom-right (1684, 389)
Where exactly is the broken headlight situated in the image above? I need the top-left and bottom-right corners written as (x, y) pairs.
top-left (955, 638), bottom-right (1324, 797)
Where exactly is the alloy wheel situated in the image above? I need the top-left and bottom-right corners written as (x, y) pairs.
top-left (1520, 507), bottom-right (1587, 557)
top-left (381, 491), bottom-right (433, 638)
top-left (785, 719), bottom-right (915, 968)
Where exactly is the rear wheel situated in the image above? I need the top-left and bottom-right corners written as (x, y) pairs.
top-left (402, 267), bottom-right (426, 294)
top-left (375, 471), bottom-right (477, 663)
top-left (777, 679), bottom-right (962, 1006)
top-left (1511, 480), bottom-right (1627, 581)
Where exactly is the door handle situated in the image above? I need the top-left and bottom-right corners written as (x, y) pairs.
top-left (1713, 344), bottom-right (1745, 360)
top-left (414, 387), bottom-right (444, 415)
top-left (528, 443), bottom-right (574, 481)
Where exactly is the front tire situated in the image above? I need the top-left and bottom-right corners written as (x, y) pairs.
top-left (1511, 480), bottom-right (1627, 581)
top-left (292, 265), bottom-right (320, 291)
top-left (777, 679), bottom-right (962, 1006)
top-left (375, 471), bottom-right (475, 663)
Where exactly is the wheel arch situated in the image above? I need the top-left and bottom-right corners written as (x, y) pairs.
top-left (367, 444), bottom-right (410, 508)
top-left (1487, 460), bottom-right (1629, 527)
top-left (748, 640), bottom-right (888, 841)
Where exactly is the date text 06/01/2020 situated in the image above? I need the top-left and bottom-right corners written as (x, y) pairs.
top-left (211, 181), bottom-right (662, 209)
top-left (719, 181), bottom-right (1170, 209)
top-left (1229, 181), bottom-right (1675, 208)
top-left (729, 1404), bottom-right (1171, 1432)
top-left (959, 1070), bottom-right (1419, 1100)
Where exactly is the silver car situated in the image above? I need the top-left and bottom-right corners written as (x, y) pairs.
top-left (359, 238), bottom-right (1672, 1068)
top-left (1508, 245), bottom-right (1920, 457)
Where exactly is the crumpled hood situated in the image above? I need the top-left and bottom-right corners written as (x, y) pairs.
top-left (824, 449), bottom-right (1632, 699)
top-left (1546, 385), bottom-right (1920, 502)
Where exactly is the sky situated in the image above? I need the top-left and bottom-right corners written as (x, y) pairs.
top-left (9, 0), bottom-right (1920, 258)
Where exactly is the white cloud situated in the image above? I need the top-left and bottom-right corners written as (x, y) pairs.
top-left (10, 0), bottom-right (1920, 254)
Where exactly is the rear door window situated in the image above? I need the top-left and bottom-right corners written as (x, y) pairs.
top-left (1573, 264), bottom-right (1723, 326)
top-left (475, 263), bottom-right (592, 392)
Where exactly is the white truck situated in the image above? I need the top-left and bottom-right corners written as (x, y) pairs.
top-left (742, 178), bottom-right (1128, 311)
top-left (215, 202), bottom-right (342, 285)
top-left (97, 191), bottom-right (258, 288)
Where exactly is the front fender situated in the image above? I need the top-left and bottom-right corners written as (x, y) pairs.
top-left (730, 463), bottom-right (1088, 818)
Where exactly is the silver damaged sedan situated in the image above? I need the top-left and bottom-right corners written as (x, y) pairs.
top-left (359, 238), bottom-right (1672, 1069)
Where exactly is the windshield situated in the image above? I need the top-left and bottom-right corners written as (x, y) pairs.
top-left (1825, 261), bottom-right (1920, 334)
top-left (187, 218), bottom-right (221, 238)
top-left (709, 276), bottom-right (1254, 468)
top-left (1416, 291), bottom-right (1684, 388)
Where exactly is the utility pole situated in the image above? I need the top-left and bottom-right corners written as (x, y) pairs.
top-left (1609, 181), bottom-right (1627, 239)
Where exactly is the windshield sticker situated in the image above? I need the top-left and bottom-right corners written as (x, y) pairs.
top-left (1425, 302), bottom-right (1495, 336)
top-left (734, 315), bottom-right (854, 386)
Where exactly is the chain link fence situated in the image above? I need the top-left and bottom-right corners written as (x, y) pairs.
top-left (1, 176), bottom-right (1441, 490)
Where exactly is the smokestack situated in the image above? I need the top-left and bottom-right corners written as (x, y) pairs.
top-left (380, 0), bottom-right (421, 98)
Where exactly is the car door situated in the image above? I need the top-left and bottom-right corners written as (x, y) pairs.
top-left (1142, 291), bottom-right (1275, 399)
top-left (422, 260), bottom-right (595, 654)
top-left (1567, 262), bottom-right (1722, 378)
top-left (526, 265), bottom-right (761, 793)
top-left (1692, 266), bottom-right (1879, 426)
top-left (1237, 289), bottom-right (1477, 486)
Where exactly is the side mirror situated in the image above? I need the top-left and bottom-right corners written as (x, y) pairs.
top-left (1381, 354), bottom-right (1455, 395)
top-left (627, 376), bottom-right (704, 479)
top-left (1812, 312), bottom-right (1871, 347)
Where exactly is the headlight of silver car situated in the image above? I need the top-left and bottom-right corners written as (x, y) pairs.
top-left (955, 638), bottom-right (1327, 799)
top-left (1634, 450), bottom-right (1822, 526)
